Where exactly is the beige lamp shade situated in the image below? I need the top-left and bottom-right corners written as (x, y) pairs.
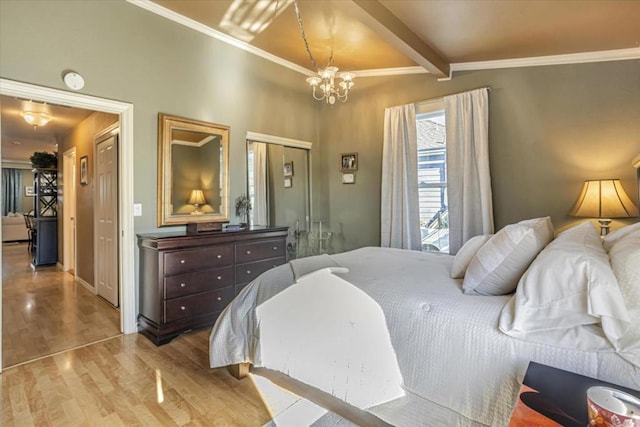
top-left (187, 189), bottom-right (207, 206)
top-left (569, 179), bottom-right (637, 219)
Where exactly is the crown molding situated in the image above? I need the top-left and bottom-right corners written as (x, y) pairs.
top-left (126, 0), bottom-right (315, 77)
top-left (128, 1), bottom-right (640, 79)
top-left (450, 47), bottom-right (640, 73)
top-left (1, 160), bottom-right (32, 169)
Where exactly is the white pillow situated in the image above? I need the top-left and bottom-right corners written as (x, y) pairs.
top-left (499, 222), bottom-right (630, 350)
top-left (607, 230), bottom-right (640, 364)
top-left (462, 217), bottom-right (554, 295)
top-left (450, 234), bottom-right (493, 279)
top-left (603, 222), bottom-right (640, 252)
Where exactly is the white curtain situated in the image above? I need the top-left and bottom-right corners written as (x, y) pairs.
top-left (252, 142), bottom-right (269, 226)
top-left (444, 88), bottom-right (494, 254)
top-left (380, 104), bottom-right (422, 250)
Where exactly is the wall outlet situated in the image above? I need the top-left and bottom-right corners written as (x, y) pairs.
top-left (134, 203), bottom-right (142, 216)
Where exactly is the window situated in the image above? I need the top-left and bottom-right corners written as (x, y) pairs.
top-left (416, 101), bottom-right (448, 253)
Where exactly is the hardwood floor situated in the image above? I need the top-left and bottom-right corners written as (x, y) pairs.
top-left (2, 243), bottom-right (121, 368)
top-left (0, 330), bottom-right (274, 426)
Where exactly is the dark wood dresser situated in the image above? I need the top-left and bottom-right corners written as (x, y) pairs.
top-left (137, 226), bottom-right (288, 345)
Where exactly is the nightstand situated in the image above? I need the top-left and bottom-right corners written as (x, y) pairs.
top-left (509, 362), bottom-right (640, 427)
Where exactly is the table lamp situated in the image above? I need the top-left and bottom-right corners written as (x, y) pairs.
top-left (569, 179), bottom-right (638, 236)
top-left (188, 189), bottom-right (207, 215)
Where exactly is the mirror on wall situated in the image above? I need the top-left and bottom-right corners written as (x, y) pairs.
top-left (246, 133), bottom-right (311, 257)
top-left (158, 113), bottom-right (229, 226)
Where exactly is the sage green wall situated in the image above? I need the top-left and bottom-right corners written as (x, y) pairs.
top-left (319, 60), bottom-right (640, 251)
top-left (0, 1), bottom-right (317, 303)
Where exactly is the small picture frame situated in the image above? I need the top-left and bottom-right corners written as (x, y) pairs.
top-left (340, 153), bottom-right (358, 171)
top-left (80, 156), bottom-right (89, 185)
top-left (284, 177), bottom-right (292, 188)
top-left (342, 172), bottom-right (356, 184)
top-left (25, 186), bottom-right (35, 197)
top-left (283, 161), bottom-right (294, 177)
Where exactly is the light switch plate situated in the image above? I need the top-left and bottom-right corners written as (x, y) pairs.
top-left (134, 203), bottom-right (142, 216)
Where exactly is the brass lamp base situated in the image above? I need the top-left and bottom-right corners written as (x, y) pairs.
top-left (597, 218), bottom-right (612, 237)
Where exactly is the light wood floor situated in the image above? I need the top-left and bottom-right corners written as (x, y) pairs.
top-left (2, 243), bottom-right (121, 368)
top-left (1, 330), bottom-right (275, 426)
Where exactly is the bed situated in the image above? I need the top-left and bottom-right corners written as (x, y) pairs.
top-left (209, 182), bottom-right (640, 426)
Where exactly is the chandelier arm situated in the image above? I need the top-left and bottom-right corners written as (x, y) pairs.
top-left (311, 87), bottom-right (325, 101)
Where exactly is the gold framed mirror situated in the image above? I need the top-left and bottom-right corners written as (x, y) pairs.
top-left (158, 113), bottom-right (230, 226)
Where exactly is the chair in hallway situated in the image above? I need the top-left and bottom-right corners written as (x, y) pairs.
top-left (23, 212), bottom-right (37, 254)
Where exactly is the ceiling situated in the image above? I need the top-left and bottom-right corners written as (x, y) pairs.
top-left (0, 96), bottom-right (94, 162)
top-left (3, 0), bottom-right (638, 162)
top-left (149, 0), bottom-right (640, 78)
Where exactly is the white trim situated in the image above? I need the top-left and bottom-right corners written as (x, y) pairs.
top-left (354, 66), bottom-right (429, 77)
top-left (633, 153), bottom-right (640, 169)
top-left (75, 275), bottom-right (96, 294)
top-left (0, 79), bottom-right (137, 347)
top-left (246, 131), bottom-right (312, 150)
top-left (127, 0), bottom-right (314, 77)
top-left (450, 47), bottom-right (640, 72)
top-left (2, 160), bottom-right (32, 169)
top-left (62, 147), bottom-right (77, 273)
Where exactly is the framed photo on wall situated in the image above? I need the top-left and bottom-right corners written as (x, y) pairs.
top-left (284, 177), bottom-right (292, 188)
top-left (80, 156), bottom-right (89, 185)
top-left (342, 172), bottom-right (355, 184)
top-left (283, 161), bottom-right (294, 177)
top-left (25, 186), bottom-right (35, 197)
top-left (340, 153), bottom-right (358, 171)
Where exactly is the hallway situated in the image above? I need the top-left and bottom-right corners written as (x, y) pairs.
top-left (2, 242), bottom-right (121, 368)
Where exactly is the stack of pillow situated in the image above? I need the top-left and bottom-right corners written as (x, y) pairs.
top-left (451, 217), bottom-right (639, 355)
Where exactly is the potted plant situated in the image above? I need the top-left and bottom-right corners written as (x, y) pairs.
top-left (235, 194), bottom-right (251, 227)
top-left (30, 151), bottom-right (58, 169)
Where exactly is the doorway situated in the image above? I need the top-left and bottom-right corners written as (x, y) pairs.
top-left (63, 147), bottom-right (76, 273)
top-left (0, 78), bottom-right (136, 372)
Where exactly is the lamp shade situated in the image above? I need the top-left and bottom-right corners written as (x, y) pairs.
top-left (187, 189), bottom-right (207, 206)
top-left (569, 179), bottom-right (637, 218)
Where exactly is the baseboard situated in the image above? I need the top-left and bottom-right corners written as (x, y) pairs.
top-left (75, 276), bottom-right (96, 294)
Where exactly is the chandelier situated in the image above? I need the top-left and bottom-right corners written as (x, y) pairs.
top-left (306, 67), bottom-right (355, 105)
top-left (21, 111), bottom-right (51, 129)
top-left (294, 1), bottom-right (355, 105)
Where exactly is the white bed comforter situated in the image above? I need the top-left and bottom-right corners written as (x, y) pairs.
top-left (209, 247), bottom-right (640, 426)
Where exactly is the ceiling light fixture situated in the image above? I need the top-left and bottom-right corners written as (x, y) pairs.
top-left (21, 111), bottom-right (51, 129)
top-left (293, 0), bottom-right (355, 105)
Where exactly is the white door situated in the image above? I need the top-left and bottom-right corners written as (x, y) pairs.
top-left (63, 148), bottom-right (76, 273)
top-left (95, 132), bottom-right (119, 307)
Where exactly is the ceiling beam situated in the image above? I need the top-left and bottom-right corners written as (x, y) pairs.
top-left (340, 0), bottom-right (450, 78)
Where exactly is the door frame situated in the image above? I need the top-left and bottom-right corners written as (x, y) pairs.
top-left (0, 78), bottom-right (137, 372)
top-left (62, 147), bottom-right (77, 273)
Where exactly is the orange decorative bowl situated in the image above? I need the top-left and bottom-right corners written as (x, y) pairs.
top-left (587, 386), bottom-right (640, 427)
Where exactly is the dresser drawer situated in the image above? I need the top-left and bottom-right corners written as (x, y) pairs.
top-left (236, 256), bottom-right (286, 285)
top-left (164, 244), bottom-right (233, 275)
top-left (235, 239), bottom-right (286, 264)
top-left (164, 286), bottom-right (234, 322)
top-left (165, 266), bottom-right (234, 299)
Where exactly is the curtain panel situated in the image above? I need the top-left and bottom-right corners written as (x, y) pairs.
top-left (2, 168), bottom-right (24, 216)
top-left (444, 88), bottom-right (494, 254)
top-left (251, 141), bottom-right (269, 226)
top-left (380, 104), bottom-right (422, 250)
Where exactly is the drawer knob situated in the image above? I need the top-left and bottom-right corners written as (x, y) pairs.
top-left (180, 283), bottom-right (186, 288)
top-left (180, 306), bottom-right (186, 311)
top-left (246, 250), bottom-right (251, 255)
top-left (217, 296), bottom-right (222, 301)
top-left (273, 246), bottom-right (277, 250)
top-left (217, 276), bottom-right (222, 280)
top-left (216, 254), bottom-right (222, 259)
top-left (180, 259), bottom-right (185, 264)
top-left (246, 270), bottom-right (251, 274)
